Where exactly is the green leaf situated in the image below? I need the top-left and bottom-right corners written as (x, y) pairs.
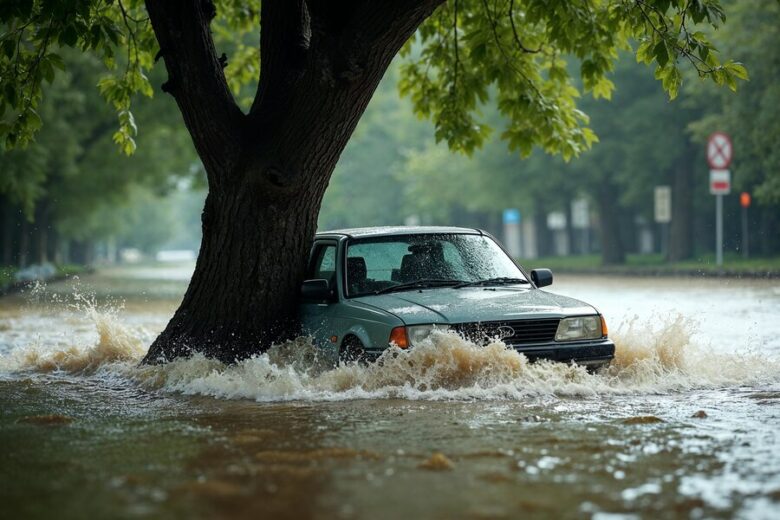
top-left (26, 108), bottom-right (42, 132)
top-left (59, 25), bottom-right (79, 47)
top-left (726, 62), bottom-right (749, 81)
top-left (2, 38), bottom-right (16, 59)
top-left (4, 84), bottom-right (17, 109)
top-left (48, 53), bottom-right (66, 70)
top-left (653, 41), bottom-right (669, 67)
top-left (41, 57), bottom-right (55, 83)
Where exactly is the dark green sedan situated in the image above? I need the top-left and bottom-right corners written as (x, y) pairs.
top-left (299, 226), bottom-right (614, 368)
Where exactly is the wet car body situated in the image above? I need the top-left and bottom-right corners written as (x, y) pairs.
top-left (299, 226), bottom-right (615, 368)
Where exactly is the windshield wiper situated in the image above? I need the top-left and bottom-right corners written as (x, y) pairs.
top-left (454, 277), bottom-right (530, 289)
top-left (374, 279), bottom-right (464, 295)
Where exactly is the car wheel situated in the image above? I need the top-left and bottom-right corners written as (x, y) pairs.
top-left (340, 336), bottom-right (367, 365)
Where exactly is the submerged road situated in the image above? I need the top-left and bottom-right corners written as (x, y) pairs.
top-left (1, 265), bottom-right (778, 519)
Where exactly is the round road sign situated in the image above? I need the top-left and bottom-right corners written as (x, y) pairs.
top-left (707, 132), bottom-right (733, 170)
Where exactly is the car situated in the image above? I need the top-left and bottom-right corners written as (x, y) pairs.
top-left (299, 226), bottom-right (615, 369)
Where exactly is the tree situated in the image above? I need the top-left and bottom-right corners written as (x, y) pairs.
top-left (0, 50), bottom-right (196, 267)
top-left (687, 0), bottom-right (780, 255)
top-left (688, 0), bottom-right (780, 204)
top-left (0, 1), bottom-right (746, 362)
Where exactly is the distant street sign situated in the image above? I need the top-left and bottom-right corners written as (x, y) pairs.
top-left (707, 132), bottom-right (733, 170)
top-left (571, 199), bottom-right (589, 229)
top-left (546, 211), bottom-right (566, 231)
top-left (502, 208), bottom-right (522, 257)
top-left (503, 208), bottom-right (521, 224)
top-left (654, 186), bottom-right (672, 223)
top-left (709, 169), bottom-right (731, 195)
top-left (707, 132), bottom-right (733, 268)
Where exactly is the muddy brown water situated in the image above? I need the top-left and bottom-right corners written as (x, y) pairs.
top-left (1, 265), bottom-right (779, 519)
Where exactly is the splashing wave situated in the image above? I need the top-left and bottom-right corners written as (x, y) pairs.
top-left (1, 307), bottom-right (778, 402)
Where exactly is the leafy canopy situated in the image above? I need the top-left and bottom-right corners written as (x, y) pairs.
top-left (1, 0), bottom-right (745, 161)
top-left (401, 0), bottom-right (747, 159)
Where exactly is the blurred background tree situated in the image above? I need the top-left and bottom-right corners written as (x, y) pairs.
top-left (2, 0), bottom-right (778, 271)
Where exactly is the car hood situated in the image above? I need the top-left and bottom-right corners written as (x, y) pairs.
top-left (352, 287), bottom-right (597, 325)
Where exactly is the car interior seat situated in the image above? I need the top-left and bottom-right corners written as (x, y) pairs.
top-left (399, 242), bottom-right (453, 282)
top-left (347, 257), bottom-right (368, 294)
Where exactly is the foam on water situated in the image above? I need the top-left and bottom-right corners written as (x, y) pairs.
top-left (0, 307), bottom-right (145, 374)
top-left (1, 304), bottom-right (778, 402)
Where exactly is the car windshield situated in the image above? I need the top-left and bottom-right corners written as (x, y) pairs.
top-left (345, 233), bottom-right (527, 297)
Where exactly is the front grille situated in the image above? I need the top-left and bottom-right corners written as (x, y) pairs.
top-left (453, 318), bottom-right (560, 346)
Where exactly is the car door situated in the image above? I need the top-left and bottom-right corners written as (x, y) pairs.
top-left (298, 240), bottom-right (341, 361)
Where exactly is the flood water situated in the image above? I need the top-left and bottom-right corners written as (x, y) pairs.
top-left (1, 265), bottom-right (779, 519)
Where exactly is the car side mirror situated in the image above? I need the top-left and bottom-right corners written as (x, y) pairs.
top-left (301, 279), bottom-right (334, 301)
top-left (530, 268), bottom-right (553, 288)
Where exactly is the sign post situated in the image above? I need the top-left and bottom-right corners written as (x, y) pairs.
top-left (707, 132), bottom-right (733, 266)
top-left (571, 199), bottom-right (590, 254)
top-left (503, 208), bottom-right (522, 258)
top-left (740, 192), bottom-right (751, 259)
top-left (654, 186), bottom-right (671, 256)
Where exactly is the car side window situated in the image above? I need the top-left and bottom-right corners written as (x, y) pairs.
top-left (310, 244), bottom-right (337, 285)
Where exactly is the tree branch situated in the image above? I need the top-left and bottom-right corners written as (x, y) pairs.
top-left (453, 0), bottom-right (460, 96)
top-left (144, 0), bottom-right (245, 184)
top-left (479, 0), bottom-right (542, 98)
top-left (250, 1), bottom-right (311, 117)
top-left (508, 0), bottom-right (541, 54)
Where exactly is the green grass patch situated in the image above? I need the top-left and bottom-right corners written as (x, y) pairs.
top-left (0, 266), bottom-right (18, 289)
top-left (0, 264), bottom-right (89, 292)
top-left (57, 264), bottom-right (88, 277)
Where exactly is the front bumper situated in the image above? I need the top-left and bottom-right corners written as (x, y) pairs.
top-left (513, 338), bottom-right (615, 368)
top-left (364, 338), bottom-right (615, 368)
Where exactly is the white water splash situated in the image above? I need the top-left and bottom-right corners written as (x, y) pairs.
top-left (2, 301), bottom-right (778, 402)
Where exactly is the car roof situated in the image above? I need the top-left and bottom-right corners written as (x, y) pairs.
top-left (316, 226), bottom-right (483, 238)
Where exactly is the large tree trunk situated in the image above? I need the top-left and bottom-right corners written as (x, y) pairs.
top-left (144, 185), bottom-right (325, 362)
top-left (142, 0), bottom-right (442, 363)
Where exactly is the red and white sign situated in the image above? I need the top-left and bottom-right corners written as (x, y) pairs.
top-left (707, 132), bottom-right (733, 170)
top-left (710, 169), bottom-right (731, 195)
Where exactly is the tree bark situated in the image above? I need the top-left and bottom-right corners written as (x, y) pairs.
top-left (668, 146), bottom-right (693, 261)
top-left (34, 203), bottom-right (48, 264)
top-left (0, 196), bottom-right (13, 266)
top-left (144, 187), bottom-right (324, 362)
top-left (596, 182), bottom-right (625, 265)
top-left (564, 199), bottom-right (575, 256)
top-left (18, 218), bottom-right (29, 268)
top-left (142, 0), bottom-right (443, 363)
top-left (533, 207), bottom-right (551, 258)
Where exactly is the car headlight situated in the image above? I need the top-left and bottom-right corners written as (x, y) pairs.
top-left (555, 316), bottom-right (602, 341)
top-left (406, 324), bottom-right (450, 346)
